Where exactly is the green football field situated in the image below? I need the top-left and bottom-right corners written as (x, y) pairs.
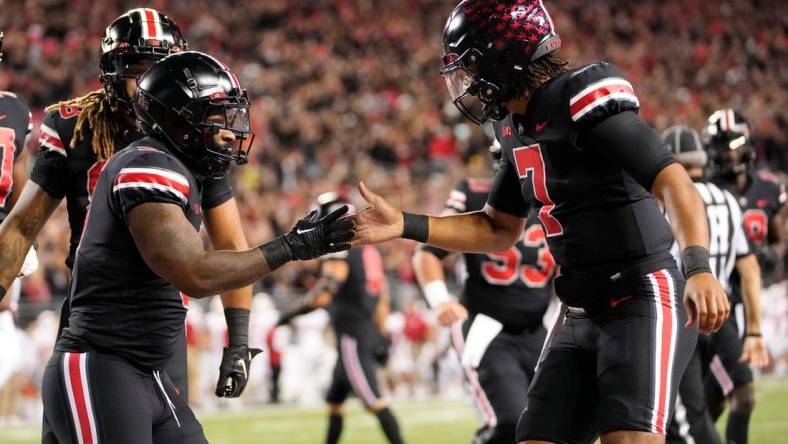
top-left (4, 378), bottom-right (787, 443)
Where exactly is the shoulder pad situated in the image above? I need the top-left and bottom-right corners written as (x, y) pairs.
top-left (566, 62), bottom-right (639, 125)
top-left (38, 109), bottom-right (76, 157)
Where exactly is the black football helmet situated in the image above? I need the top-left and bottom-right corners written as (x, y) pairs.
top-left (134, 51), bottom-right (254, 179)
top-left (441, 0), bottom-right (561, 124)
top-left (704, 108), bottom-right (754, 181)
top-left (100, 9), bottom-right (188, 115)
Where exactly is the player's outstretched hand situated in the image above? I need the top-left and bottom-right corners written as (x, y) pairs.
top-left (352, 181), bottom-right (404, 246)
top-left (435, 301), bottom-right (469, 327)
top-left (740, 336), bottom-right (771, 369)
top-left (284, 205), bottom-right (355, 260)
top-left (215, 345), bottom-right (263, 398)
top-left (683, 272), bottom-right (729, 334)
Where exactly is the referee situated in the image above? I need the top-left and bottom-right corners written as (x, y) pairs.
top-left (662, 125), bottom-right (769, 444)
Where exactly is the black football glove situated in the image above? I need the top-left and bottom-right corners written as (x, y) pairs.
top-left (215, 345), bottom-right (263, 398)
top-left (283, 205), bottom-right (355, 260)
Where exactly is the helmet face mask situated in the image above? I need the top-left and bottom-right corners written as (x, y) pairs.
top-left (440, 0), bottom-right (561, 125)
top-left (134, 51), bottom-right (255, 180)
top-left (441, 49), bottom-right (507, 125)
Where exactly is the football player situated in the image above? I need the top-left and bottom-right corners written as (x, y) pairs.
top-left (662, 125), bottom-right (769, 444)
top-left (0, 29), bottom-right (37, 392)
top-left (0, 10), bottom-right (256, 405)
top-left (276, 192), bottom-right (403, 444)
top-left (352, 1), bottom-right (728, 443)
top-left (704, 109), bottom-right (784, 443)
top-left (412, 139), bottom-right (554, 444)
top-left (40, 51), bottom-right (354, 443)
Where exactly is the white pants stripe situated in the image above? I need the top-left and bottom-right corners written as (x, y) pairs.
top-left (647, 269), bottom-right (679, 435)
top-left (451, 321), bottom-right (497, 428)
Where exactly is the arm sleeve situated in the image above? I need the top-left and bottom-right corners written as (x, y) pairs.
top-left (580, 110), bottom-right (675, 190)
top-left (202, 175), bottom-right (234, 210)
top-left (111, 152), bottom-right (192, 221)
top-left (486, 155), bottom-right (531, 218)
top-left (29, 112), bottom-right (68, 199)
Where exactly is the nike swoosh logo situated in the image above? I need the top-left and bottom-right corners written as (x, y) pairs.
top-left (296, 227), bottom-right (316, 235)
top-left (535, 120), bottom-right (549, 133)
top-left (610, 295), bottom-right (633, 308)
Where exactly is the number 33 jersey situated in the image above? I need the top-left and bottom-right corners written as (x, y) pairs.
top-left (446, 178), bottom-right (553, 329)
top-left (489, 61), bottom-right (676, 276)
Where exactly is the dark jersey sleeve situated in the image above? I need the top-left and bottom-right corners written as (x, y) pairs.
top-left (30, 111), bottom-right (69, 199)
top-left (580, 111), bottom-right (675, 191)
top-left (486, 154), bottom-right (530, 218)
top-left (202, 175), bottom-right (234, 210)
top-left (110, 151), bottom-right (192, 221)
top-left (566, 61), bottom-right (640, 128)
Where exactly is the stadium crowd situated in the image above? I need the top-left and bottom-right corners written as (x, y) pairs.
top-left (0, 0), bottom-right (785, 422)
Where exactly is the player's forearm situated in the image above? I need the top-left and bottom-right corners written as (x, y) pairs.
top-left (0, 219), bottom-right (32, 293)
top-left (180, 247), bottom-right (277, 298)
top-left (412, 250), bottom-right (446, 288)
top-left (205, 199), bottom-right (254, 309)
top-left (421, 207), bottom-right (521, 254)
top-left (0, 185), bottom-right (58, 292)
top-left (412, 250), bottom-right (452, 309)
top-left (652, 164), bottom-right (709, 250)
top-left (736, 254), bottom-right (763, 333)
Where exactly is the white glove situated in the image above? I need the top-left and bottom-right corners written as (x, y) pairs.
top-left (18, 247), bottom-right (39, 277)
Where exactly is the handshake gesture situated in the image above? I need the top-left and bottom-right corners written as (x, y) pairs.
top-left (261, 205), bottom-right (356, 270)
top-left (284, 205), bottom-right (355, 260)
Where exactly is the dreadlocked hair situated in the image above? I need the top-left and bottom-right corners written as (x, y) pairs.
top-left (509, 52), bottom-right (570, 100)
top-left (44, 89), bottom-right (120, 160)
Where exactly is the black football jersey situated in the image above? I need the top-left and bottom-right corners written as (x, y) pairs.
top-left (446, 178), bottom-right (553, 329)
top-left (487, 61), bottom-right (675, 277)
top-left (326, 245), bottom-right (383, 334)
top-left (719, 170), bottom-right (787, 289)
top-left (0, 91), bottom-right (32, 223)
top-left (56, 137), bottom-right (206, 371)
top-left (729, 170), bottom-right (787, 250)
top-left (30, 104), bottom-right (233, 269)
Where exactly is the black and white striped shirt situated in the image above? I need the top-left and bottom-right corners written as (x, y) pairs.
top-left (672, 179), bottom-right (750, 292)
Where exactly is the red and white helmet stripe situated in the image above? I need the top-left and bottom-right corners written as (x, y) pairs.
top-left (130, 8), bottom-right (164, 41)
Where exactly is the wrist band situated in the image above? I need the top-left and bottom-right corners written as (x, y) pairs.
top-left (259, 237), bottom-right (292, 271)
top-left (402, 212), bottom-right (429, 243)
top-left (680, 245), bottom-right (712, 278)
top-left (745, 332), bottom-right (762, 338)
top-left (224, 308), bottom-right (250, 346)
top-left (423, 280), bottom-right (451, 309)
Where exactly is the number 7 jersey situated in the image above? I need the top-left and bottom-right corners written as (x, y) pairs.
top-left (488, 61), bottom-right (676, 276)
